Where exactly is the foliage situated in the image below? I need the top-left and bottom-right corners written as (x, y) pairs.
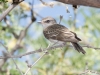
top-left (0, 1), bottom-right (100, 75)
top-left (0, 0), bottom-right (7, 3)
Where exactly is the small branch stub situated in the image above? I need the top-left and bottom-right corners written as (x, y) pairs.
top-left (13, 0), bottom-right (23, 4)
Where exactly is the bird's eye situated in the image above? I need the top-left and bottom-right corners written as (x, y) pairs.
top-left (45, 20), bottom-right (50, 23)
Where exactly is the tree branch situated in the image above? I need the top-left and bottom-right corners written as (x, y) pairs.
top-left (0, 0), bottom-right (24, 22)
top-left (0, 42), bottom-right (23, 75)
top-left (0, 0), bottom-right (36, 71)
top-left (24, 52), bottom-right (48, 75)
top-left (55, 0), bottom-right (100, 8)
top-left (0, 44), bottom-right (100, 59)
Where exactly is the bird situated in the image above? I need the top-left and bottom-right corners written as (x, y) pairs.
top-left (38, 17), bottom-right (86, 54)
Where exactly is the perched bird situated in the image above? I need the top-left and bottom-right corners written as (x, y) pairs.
top-left (38, 17), bottom-right (86, 54)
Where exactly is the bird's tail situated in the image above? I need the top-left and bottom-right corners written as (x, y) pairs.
top-left (71, 42), bottom-right (86, 54)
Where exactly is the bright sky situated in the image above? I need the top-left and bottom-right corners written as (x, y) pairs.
top-left (33, 0), bottom-right (88, 27)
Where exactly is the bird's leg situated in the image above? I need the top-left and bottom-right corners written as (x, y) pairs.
top-left (52, 41), bottom-right (59, 46)
top-left (43, 42), bottom-right (56, 53)
top-left (43, 43), bottom-right (50, 53)
top-left (45, 42), bottom-right (58, 53)
top-left (47, 41), bottom-right (58, 48)
top-left (47, 43), bottom-right (51, 48)
top-left (59, 42), bottom-right (66, 50)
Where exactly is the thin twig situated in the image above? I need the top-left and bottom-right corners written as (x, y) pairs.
top-left (79, 62), bottom-right (100, 75)
top-left (0, 44), bottom-right (100, 59)
top-left (34, 11), bottom-right (43, 19)
top-left (0, 42), bottom-right (23, 75)
top-left (0, 0), bottom-right (35, 70)
top-left (4, 17), bottom-right (19, 39)
top-left (0, 4), bottom-right (17, 22)
top-left (0, 44), bottom-right (64, 59)
top-left (73, 5), bottom-right (77, 28)
top-left (66, 5), bottom-right (70, 13)
top-left (0, 0), bottom-right (24, 22)
top-left (40, 0), bottom-right (54, 7)
top-left (16, 20), bottom-right (33, 45)
top-left (24, 52), bottom-right (47, 75)
top-left (59, 15), bottom-right (63, 24)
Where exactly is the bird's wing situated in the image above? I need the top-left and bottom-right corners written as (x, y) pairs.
top-left (43, 24), bottom-right (81, 42)
top-left (43, 25), bottom-right (61, 40)
top-left (70, 31), bottom-right (81, 41)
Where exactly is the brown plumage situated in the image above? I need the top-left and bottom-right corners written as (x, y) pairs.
top-left (39, 17), bottom-right (86, 54)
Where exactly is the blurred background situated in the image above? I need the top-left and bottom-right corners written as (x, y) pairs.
top-left (0, 0), bottom-right (100, 75)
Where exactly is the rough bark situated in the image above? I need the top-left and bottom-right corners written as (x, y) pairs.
top-left (55, 0), bottom-right (100, 8)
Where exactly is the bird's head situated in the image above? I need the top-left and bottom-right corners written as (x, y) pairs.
top-left (38, 17), bottom-right (57, 29)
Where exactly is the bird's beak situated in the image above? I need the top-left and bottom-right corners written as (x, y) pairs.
top-left (37, 21), bottom-right (41, 24)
